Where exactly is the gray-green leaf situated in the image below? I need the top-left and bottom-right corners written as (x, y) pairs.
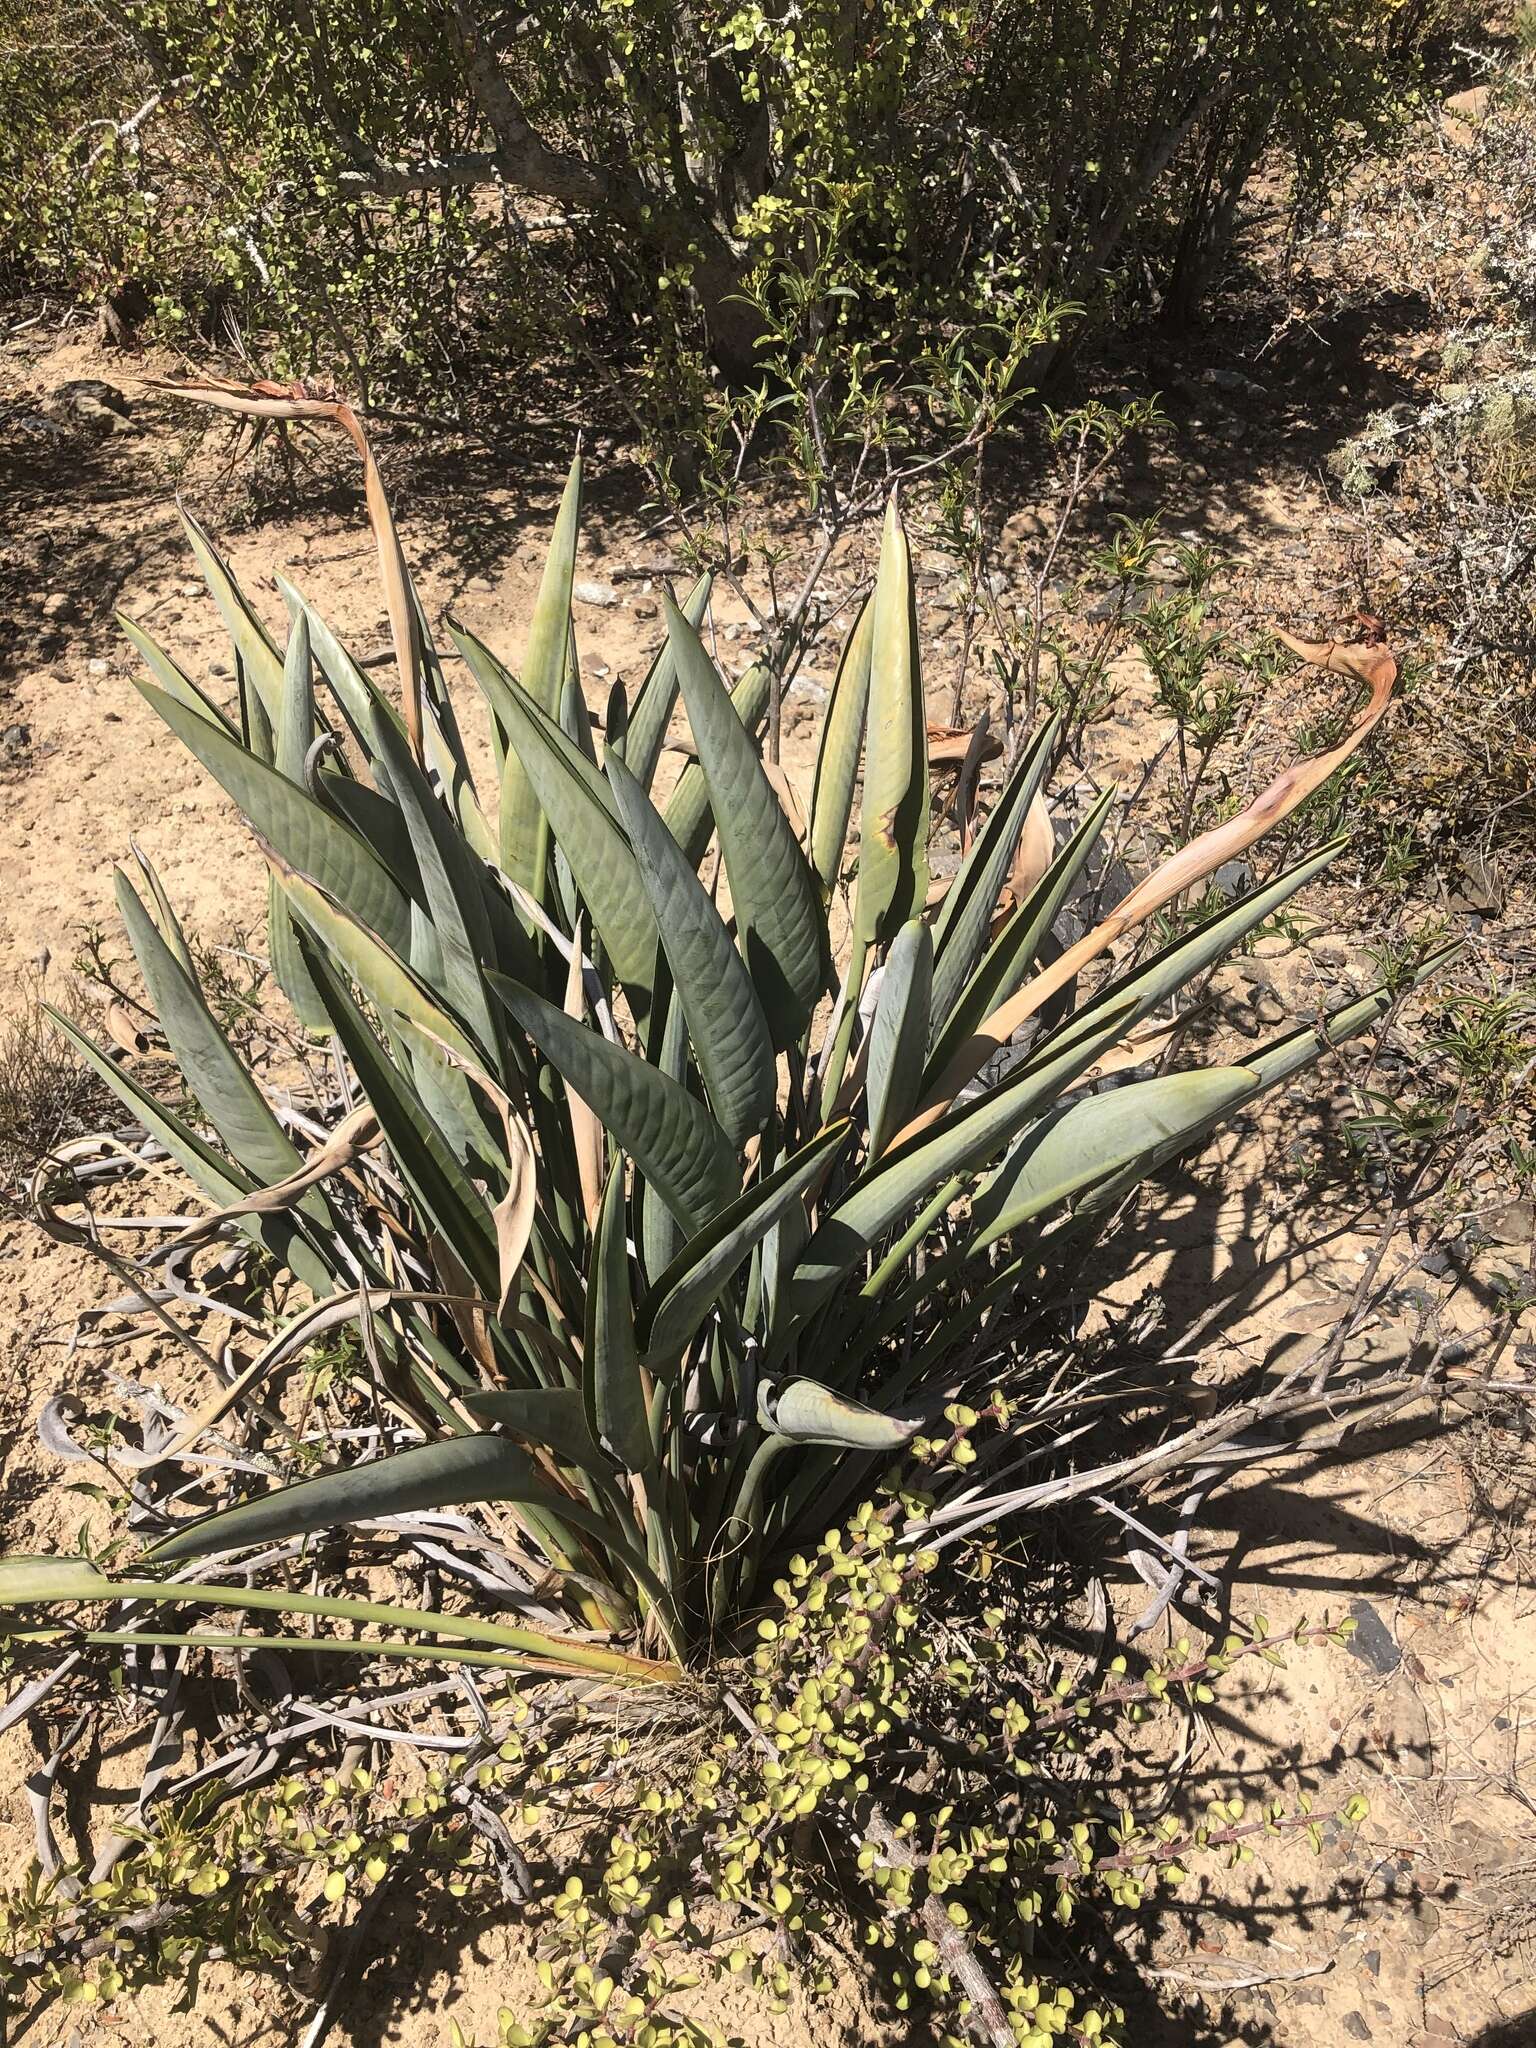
top-left (493, 976), bottom-right (738, 1235)
top-left (666, 601), bottom-right (825, 1048)
top-left (607, 748), bottom-right (775, 1151)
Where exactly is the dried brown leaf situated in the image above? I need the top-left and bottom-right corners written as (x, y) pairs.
top-left (1011, 789), bottom-right (1055, 902)
top-left (165, 1103), bottom-right (381, 1250)
top-left (146, 376), bottom-right (425, 763)
top-left (103, 1002), bottom-right (151, 1057)
top-left (927, 721), bottom-right (1003, 771)
top-left (901, 634), bottom-right (1399, 1138)
top-left (563, 917), bottom-right (604, 1227)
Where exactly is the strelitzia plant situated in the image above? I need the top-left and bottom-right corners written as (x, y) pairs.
top-left (0, 380), bottom-right (1449, 1683)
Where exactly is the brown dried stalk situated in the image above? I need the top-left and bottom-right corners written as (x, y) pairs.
top-left (144, 374), bottom-right (428, 762)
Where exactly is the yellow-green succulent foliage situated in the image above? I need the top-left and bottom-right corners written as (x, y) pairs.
top-left (1, 1487), bottom-right (1366, 2046)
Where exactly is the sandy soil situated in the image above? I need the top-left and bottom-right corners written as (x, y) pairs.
top-left (2, 289), bottom-right (1534, 2048)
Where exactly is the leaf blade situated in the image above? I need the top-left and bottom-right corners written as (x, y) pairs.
top-left (865, 918), bottom-right (933, 1159)
top-left (640, 1121), bottom-right (849, 1365)
top-left (482, 652), bottom-right (660, 1012)
top-left (584, 1162), bottom-right (655, 1472)
top-left (145, 1433), bottom-right (590, 1562)
top-left (853, 498), bottom-right (928, 948)
top-left (137, 679), bottom-right (415, 960)
top-left (666, 601), bottom-right (825, 1048)
top-left (623, 571), bottom-right (712, 793)
top-left (661, 661), bottom-right (771, 870)
top-left (500, 450), bottom-right (581, 892)
top-left (928, 715), bottom-right (1058, 1034)
top-left (810, 594), bottom-right (874, 890)
top-left (607, 748), bottom-right (776, 1151)
top-left (758, 1377), bottom-right (919, 1449)
top-left (966, 1067), bottom-right (1255, 1253)
top-left (493, 976), bottom-right (738, 1235)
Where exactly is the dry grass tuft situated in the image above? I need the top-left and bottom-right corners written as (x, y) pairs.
top-left (0, 989), bottom-right (116, 1209)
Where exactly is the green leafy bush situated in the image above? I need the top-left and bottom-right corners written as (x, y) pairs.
top-left (0, 0), bottom-right (540, 376)
top-left (4, 0), bottom-right (1448, 396)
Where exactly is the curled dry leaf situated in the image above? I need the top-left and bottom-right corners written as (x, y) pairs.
top-left (1010, 789), bottom-right (1055, 904)
top-left (414, 1028), bottom-right (538, 1320)
top-left (104, 1001), bottom-right (152, 1057)
top-left (927, 720), bottom-right (1003, 772)
top-left (762, 758), bottom-right (810, 845)
top-left (42, 1287), bottom-right (486, 1472)
top-left (1079, 1011), bottom-right (1198, 1081)
top-left (901, 631), bottom-right (1400, 1138)
top-left (165, 1103), bottom-right (381, 1250)
top-left (948, 713), bottom-right (993, 853)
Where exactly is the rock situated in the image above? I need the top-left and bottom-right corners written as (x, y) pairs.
top-left (572, 578), bottom-right (618, 608)
top-left (631, 600), bottom-right (658, 620)
top-left (1347, 1597), bottom-right (1401, 1675)
top-left (1443, 85), bottom-right (1489, 122)
top-left (1342, 2015), bottom-right (1373, 2041)
top-left (43, 377), bottom-right (134, 433)
top-left (1361, 1672), bottom-right (1435, 1780)
top-left (87, 658), bottom-right (109, 677)
top-left (1488, 1199), bottom-right (1534, 1246)
top-left (0, 722), bottom-right (32, 763)
top-left (1441, 87), bottom-right (1489, 147)
top-left (1005, 507), bottom-right (1049, 545)
top-left (1288, 1298), bottom-right (1348, 1333)
top-left (1453, 851), bottom-right (1505, 913)
top-left (41, 593), bottom-right (71, 619)
top-left (1406, 1891), bottom-right (1441, 1938)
